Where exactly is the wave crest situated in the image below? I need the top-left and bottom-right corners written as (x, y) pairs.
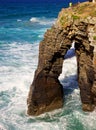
top-left (30, 17), bottom-right (39, 22)
top-left (30, 17), bottom-right (56, 25)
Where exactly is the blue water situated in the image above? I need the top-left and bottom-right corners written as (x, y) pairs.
top-left (0, 0), bottom-right (96, 130)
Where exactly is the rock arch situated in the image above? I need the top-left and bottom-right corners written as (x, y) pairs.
top-left (27, 21), bottom-right (96, 116)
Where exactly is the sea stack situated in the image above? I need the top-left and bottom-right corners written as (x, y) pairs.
top-left (27, 2), bottom-right (96, 116)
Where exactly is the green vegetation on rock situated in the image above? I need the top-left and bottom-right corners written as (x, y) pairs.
top-left (72, 15), bottom-right (80, 20)
top-left (56, 2), bottom-right (96, 27)
top-left (93, 36), bottom-right (96, 40)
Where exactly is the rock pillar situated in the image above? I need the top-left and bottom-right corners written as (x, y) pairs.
top-left (27, 27), bottom-right (71, 115)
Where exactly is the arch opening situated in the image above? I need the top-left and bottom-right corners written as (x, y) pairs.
top-left (59, 41), bottom-right (79, 97)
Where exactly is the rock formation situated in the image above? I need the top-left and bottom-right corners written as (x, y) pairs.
top-left (27, 2), bottom-right (96, 116)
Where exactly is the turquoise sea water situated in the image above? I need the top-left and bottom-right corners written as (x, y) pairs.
top-left (0, 0), bottom-right (96, 130)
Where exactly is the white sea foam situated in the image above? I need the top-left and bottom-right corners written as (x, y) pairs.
top-left (74, 110), bottom-right (96, 130)
top-left (59, 56), bottom-right (77, 83)
top-left (30, 17), bottom-right (56, 25)
top-left (0, 41), bottom-right (40, 129)
top-left (0, 42), bottom-right (39, 92)
top-left (30, 17), bottom-right (39, 22)
top-left (17, 19), bottom-right (22, 22)
top-left (0, 125), bottom-right (6, 130)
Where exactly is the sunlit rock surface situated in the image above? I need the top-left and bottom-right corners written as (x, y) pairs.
top-left (27, 2), bottom-right (96, 115)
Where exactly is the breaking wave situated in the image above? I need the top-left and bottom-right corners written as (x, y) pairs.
top-left (30, 17), bottom-right (56, 25)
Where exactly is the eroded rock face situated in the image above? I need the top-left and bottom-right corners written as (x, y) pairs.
top-left (74, 22), bottom-right (95, 111)
top-left (27, 27), bottom-right (72, 116)
top-left (27, 3), bottom-right (96, 116)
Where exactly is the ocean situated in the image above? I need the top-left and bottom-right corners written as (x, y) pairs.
top-left (0, 0), bottom-right (96, 130)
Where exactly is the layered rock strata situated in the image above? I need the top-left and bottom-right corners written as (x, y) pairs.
top-left (27, 2), bottom-right (96, 115)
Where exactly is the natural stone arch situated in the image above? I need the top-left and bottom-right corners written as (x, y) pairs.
top-left (27, 21), bottom-right (96, 116)
top-left (27, 26), bottom-right (72, 116)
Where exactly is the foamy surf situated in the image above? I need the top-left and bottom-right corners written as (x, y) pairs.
top-left (0, 125), bottom-right (6, 130)
top-left (30, 17), bottom-right (38, 22)
top-left (30, 17), bottom-right (56, 25)
top-left (17, 19), bottom-right (22, 22)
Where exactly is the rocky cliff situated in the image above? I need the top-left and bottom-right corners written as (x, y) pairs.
top-left (27, 2), bottom-right (96, 116)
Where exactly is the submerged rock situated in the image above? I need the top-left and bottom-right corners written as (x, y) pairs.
top-left (27, 2), bottom-right (96, 115)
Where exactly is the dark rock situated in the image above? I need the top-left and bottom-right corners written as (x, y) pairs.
top-left (27, 27), bottom-right (71, 116)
